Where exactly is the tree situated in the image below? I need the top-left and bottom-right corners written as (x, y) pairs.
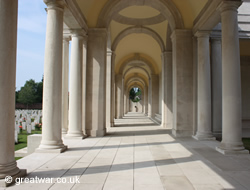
top-left (129, 88), bottom-right (141, 102)
top-left (36, 76), bottom-right (43, 103)
top-left (18, 79), bottom-right (38, 107)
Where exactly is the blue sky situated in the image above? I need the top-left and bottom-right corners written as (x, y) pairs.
top-left (16, 0), bottom-right (47, 90)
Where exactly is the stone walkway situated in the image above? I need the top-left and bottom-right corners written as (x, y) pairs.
top-left (5, 112), bottom-right (250, 189)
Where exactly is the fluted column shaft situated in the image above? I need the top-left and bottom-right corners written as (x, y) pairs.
top-left (216, 1), bottom-right (248, 154)
top-left (67, 31), bottom-right (84, 137)
top-left (39, 1), bottom-right (66, 152)
top-left (194, 31), bottom-right (214, 140)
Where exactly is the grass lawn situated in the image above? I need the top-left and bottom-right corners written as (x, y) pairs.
top-left (242, 138), bottom-right (250, 152)
top-left (15, 129), bottom-right (42, 151)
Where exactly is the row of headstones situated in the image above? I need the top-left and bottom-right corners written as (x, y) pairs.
top-left (15, 109), bottom-right (42, 144)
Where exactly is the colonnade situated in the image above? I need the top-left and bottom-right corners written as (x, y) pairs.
top-left (0, 0), bottom-right (249, 185)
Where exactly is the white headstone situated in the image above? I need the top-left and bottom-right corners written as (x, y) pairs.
top-left (27, 124), bottom-right (32, 134)
top-left (22, 122), bottom-right (26, 130)
top-left (31, 122), bottom-right (35, 130)
top-left (15, 130), bottom-right (18, 144)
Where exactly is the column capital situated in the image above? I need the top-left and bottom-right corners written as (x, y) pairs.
top-left (171, 29), bottom-right (192, 42)
top-left (210, 37), bottom-right (221, 44)
top-left (44, 0), bottom-right (65, 10)
top-left (70, 29), bottom-right (86, 38)
top-left (161, 51), bottom-right (172, 57)
top-left (107, 50), bottom-right (113, 56)
top-left (88, 28), bottom-right (108, 38)
top-left (195, 31), bottom-right (211, 38)
top-left (63, 35), bottom-right (71, 42)
top-left (217, 0), bottom-right (242, 13)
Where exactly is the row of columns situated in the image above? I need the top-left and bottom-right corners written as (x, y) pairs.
top-left (193, 1), bottom-right (248, 154)
top-left (39, 1), bottom-right (108, 153)
top-left (0, 0), bottom-right (248, 183)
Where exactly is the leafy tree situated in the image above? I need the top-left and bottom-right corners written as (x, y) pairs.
top-left (16, 76), bottom-right (44, 106)
top-left (36, 76), bottom-right (43, 103)
top-left (129, 88), bottom-right (141, 102)
top-left (129, 88), bottom-right (136, 101)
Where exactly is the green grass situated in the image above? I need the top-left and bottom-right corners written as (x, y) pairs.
top-left (15, 129), bottom-right (42, 151)
top-left (242, 138), bottom-right (250, 152)
top-left (15, 157), bottom-right (22, 160)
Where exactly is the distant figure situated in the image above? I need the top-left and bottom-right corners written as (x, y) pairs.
top-left (135, 106), bottom-right (138, 112)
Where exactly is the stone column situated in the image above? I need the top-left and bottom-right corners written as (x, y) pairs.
top-left (127, 90), bottom-right (130, 113)
top-left (151, 75), bottom-right (159, 120)
top-left (86, 28), bottom-right (107, 137)
top-left (211, 38), bottom-right (222, 136)
top-left (67, 31), bottom-right (84, 138)
top-left (0, 0), bottom-right (26, 185)
top-left (141, 89), bottom-right (144, 113)
top-left (216, 1), bottom-right (248, 154)
top-left (115, 74), bottom-right (123, 118)
top-left (144, 85), bottom-right (148, 115)
top-left (171, 30), bottom-right (193, 137)
top-left (110, 53), bottom-right (116, 127)
top-left (106, 51), bottom-right (112, 128)
top-left (38, 0), bottom-right (67, 152)
top-left (62, 36), bottom-right (70, 134)
top-left (148, 78), bottom-right (152, 117)
top-left (121, 77), bottom-right (124, 117)
top-left (124, 85), bottom-right (127, 114)
top-left (162, 51), bottom-right (173, 128)
top-left (193, 31), bottom-right (214, 140)
top-left (82, 36), bottom-right (87, 135)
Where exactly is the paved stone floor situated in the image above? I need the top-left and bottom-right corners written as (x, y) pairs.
top-left (4, 112), bottom-right (250, 189)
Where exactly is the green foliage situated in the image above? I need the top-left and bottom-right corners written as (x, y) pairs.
top-left (16, 77), bottom-right (43, 105)
top-left (129, 88), bottom-right (141, 102)
top-left (242, 138), bottom-right (250, 152)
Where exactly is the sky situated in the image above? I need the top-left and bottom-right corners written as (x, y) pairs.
top-left (16, 0), bottom-right (47, 90)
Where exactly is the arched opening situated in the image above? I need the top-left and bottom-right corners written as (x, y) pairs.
top-left (129, 87), bottom-right (143, 113)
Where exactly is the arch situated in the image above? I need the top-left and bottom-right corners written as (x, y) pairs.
top-left (112, 26), bottom-right (165, 52)
top-left (123, 66), bottom-right (150, 79)
top-left (127, 79), bottom-right (145, 90)
top-left (125, 75), bottom-right (148, 89)
top-left (127, 83), bottom-right (144, 96)
top-left (97, 0), bottom-right (184, 30)
top-left (113, 13), bottom-right (166, 26)
top-left (118, 54), bottom-right (157, 75)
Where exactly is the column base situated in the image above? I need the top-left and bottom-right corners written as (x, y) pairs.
top-left (192, 135), bottom-right (216, 141)
top-left (36, 145), bottom-right (68, 153)
top-left (193, 131), bottom-right (215, 141)
top-left (62, 128), bottom-right (68, 134)
top-left (64, 134), bottom-right (87, 140)
top-left (216, 146), bottom-right (249, 155)
top-left (0, 169), bottom-right (26, 187)
top-left (172, 129), bottom-right (193, 137)
top-left (86, 129), bottom-right (106, 137)
top-left (66, 131), bottom-right (84, 138)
